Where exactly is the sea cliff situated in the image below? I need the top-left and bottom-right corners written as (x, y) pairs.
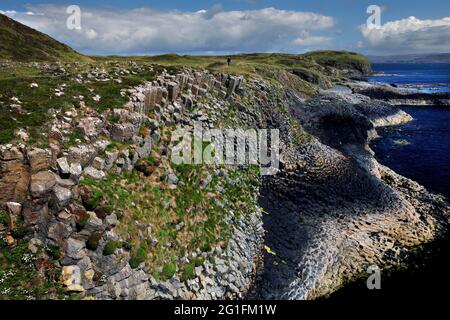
top-left (0, 57), bottom-right (448, 300)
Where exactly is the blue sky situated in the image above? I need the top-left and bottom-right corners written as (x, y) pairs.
top-left (1, 1), bottom-right (450, 55)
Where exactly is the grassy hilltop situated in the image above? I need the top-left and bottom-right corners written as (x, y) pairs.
top-left (97, 51), bottom-right (371, 80)
top-left (0, 13), bottom-right (91, 62)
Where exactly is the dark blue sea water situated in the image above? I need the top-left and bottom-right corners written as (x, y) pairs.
top-left (372, 106), bottom-right (450, 199)
top-left (370, 63), bottom-right (450, 93)
top-left (370, 63), bottom-right (450, 199)
top-left (369, 63), bottom-right (450, 198)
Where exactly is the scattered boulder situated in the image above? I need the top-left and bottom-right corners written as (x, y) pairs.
top-left (62, 265), bottom-right (85, 292)
top-left (105, 214), bottom-right (118, 229)
top-left (84, 167), bottom-right (106, 180)
top-left (47, 221), bottom-right (71, 246)
top-left (167, 174), bottom-right (179, 186)
top-left (79, 211), bottom-right (104, 236)
top-left (0, 146), bottom-right (30, 204)
top-left (57, 157), bottom-right (71, 178)
top-left (6, 202), bottom-right (22, 231)
top-left (30, 171), bottom-right (57, 198)
top-left (77, 117), bottom-right (103, 138)
top-left (53, 185), bottom-right (72, 208)
top-left (65, 238), bottom-right (86, 260)
top-left (28, 148), bottom-right (49, 173)
top-left (92, 157), bottom-right (105, 170)
top-left (70, 162), bottom-right (83, 181)
top-left (68, 145), bottom-right (97, 167)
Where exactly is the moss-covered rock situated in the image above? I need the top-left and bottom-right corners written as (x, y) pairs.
top-left (102, 240), bottom-right (122, 256)
top-left (129, 245), bottom-right (148, 269)
top-left (86, 232), bottom-right (102, 251)
top-left (180, 263), bottom-right (195, 282)
top-left (162, 262), bottom-right (177, 280)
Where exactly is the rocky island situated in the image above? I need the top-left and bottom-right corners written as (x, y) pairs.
top-left (0, 12), bottom-right (449, 301)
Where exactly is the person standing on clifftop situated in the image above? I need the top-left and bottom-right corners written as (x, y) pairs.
top-left (227, 57), bottom-right (231, 67)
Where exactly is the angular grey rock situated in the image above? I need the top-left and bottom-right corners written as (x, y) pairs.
top-left (167, 173), bottom-right (179, 186)
top-left (175, 222), bottom-right (185, 231)
top-left (92, 157), bottom-right (105, 170)
top-left (30, 171), bottom-right (57, 197)
top-left (201, 174), bottom-right (213, 188)
top-left (47, 221), bottom-right (71, 245)
top-left (70, 162), bottom-right (83, 181)
top-left (111, 123), bottom-right (136, 142)
top-left (77, 117), bottom-right (103, 138)
top-left (80, 212), bottom-right (104, 236)
top-left (151, 130), bottom-right (161, 143)
top-left (105, 213), bottom-right (118, 228)
top-left (137, 141), bottom-right (152, 158)
top-left (57, 157), bottom-right (71, 178)
top-left (94, 140), bottom-right (110, 153)
top-left (53, 185), bottom-right (72, 207)
top-left (66, 238), bottom-right (86, 260)
top-left (105, 151), bottom-right (119, 168)
top-left (68, 145), bottom-right (97, 167)
top-left (84, 167), bottom-right (106, 180)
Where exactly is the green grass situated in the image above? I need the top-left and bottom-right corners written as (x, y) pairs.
top-left (303, 50), bottom-right (371, 74)
top-left (162, 262), bottom-right (177, 280)
top-left (82, 189), bottom-right (104, 211)
top-left (180, 263), bottom-right (195, 282)
top-left (0, 62), bottom-right (158, 145)
top-left (95, 51), bottom-right (369, 83)
top-left (0, 212), bottom-right (8, 226)
top-left (0, 239), bottom-right (64, 300)
top-left (79, 127), bottom-right (260, 278)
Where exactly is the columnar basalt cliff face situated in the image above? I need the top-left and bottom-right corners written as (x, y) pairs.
top-left (0, 60), bottom-right (448, 300)
top-left (0, 67), bottom-right (267, 299)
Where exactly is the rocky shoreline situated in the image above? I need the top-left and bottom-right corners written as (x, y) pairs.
top-left (251, 81), bottom-right (449, 299)
top-left (343, 81), bottom-right (450, 106)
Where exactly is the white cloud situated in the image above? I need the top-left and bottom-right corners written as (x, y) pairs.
top-left (359, 16), bottom-right (450, 54)
top-left (293, 31), bottom-right (331, 46)
top-left (1, 5), bottom-right (335, 55)
top-left (0, 10), bottom-right (17, 15)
